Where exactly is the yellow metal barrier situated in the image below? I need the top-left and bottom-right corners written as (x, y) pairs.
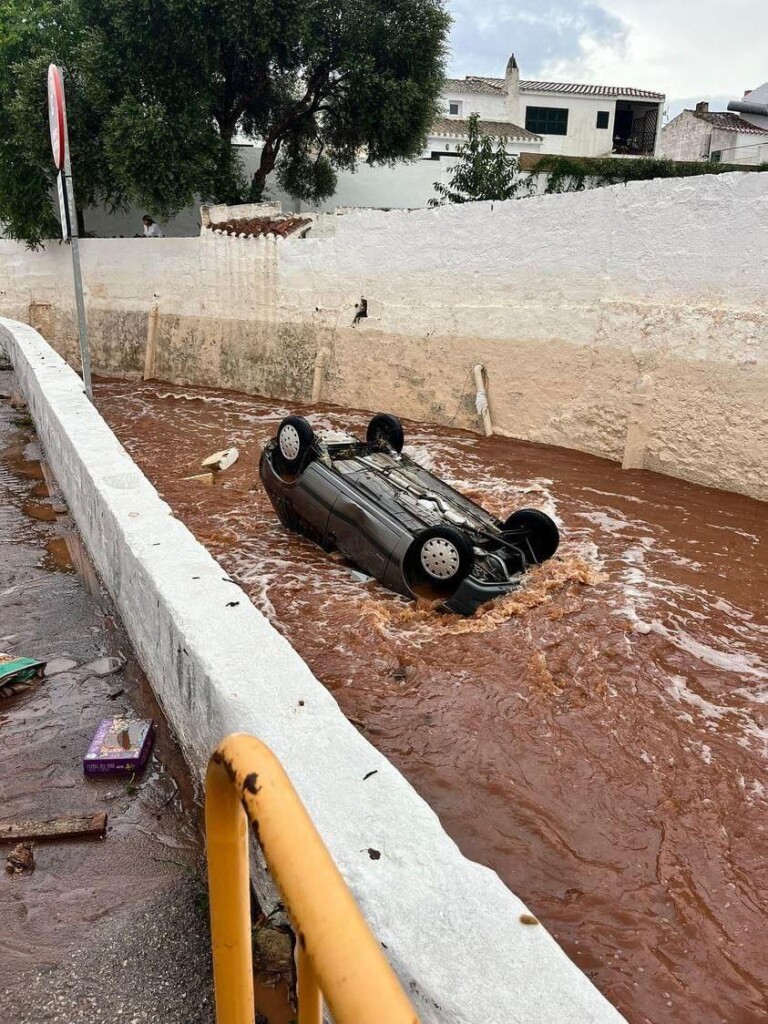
top-left (205, 733), bottom-right (420, 1024)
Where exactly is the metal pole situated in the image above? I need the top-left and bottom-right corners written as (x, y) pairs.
top-left (63, 150), bottom-right (93, 401)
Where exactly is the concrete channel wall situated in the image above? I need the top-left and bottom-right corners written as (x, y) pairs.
top-left (1, 172), bottom-right (766, 501)
top-left (0, 316), bottom-right (624, 1023)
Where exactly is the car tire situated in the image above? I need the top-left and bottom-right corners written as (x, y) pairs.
top-left (503, 508), bottom-right (560, 563)
top-left (366, 413), bottom-right (405, 453)
top-left (407, 525), bottom-right (474, 591)
top-left (276, 416), bottom-right (314, 474)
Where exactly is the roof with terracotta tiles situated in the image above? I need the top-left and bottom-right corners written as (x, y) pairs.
top-left (693, 110), bottom-right (768, 134)
top-left (431, 116), bottom-right (542, 143)
top-left (443, 77), bottom-right (505, 95)
top-left (444, 76), bottom-right (663, 101)
top-left (206, 215), bottom-right (312, 238)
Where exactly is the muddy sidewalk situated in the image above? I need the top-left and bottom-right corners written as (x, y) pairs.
top-left (0, 368), bottom-right (213, 1023)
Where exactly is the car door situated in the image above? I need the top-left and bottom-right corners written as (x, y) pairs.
top-left (327, 478), bottom-right (403, 582)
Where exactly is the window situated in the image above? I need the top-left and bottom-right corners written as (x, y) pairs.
top-left (448, 101), bottom-right (462, 116)
top-left (525, 106), bottom-right (569, 135)
top-left (710, 150), bottom-right (722, 163)
top-left (596, 110), bottom-right (610, 129)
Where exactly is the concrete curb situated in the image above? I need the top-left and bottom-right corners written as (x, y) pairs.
top-left (0, 316), bottom-right (625, 1024)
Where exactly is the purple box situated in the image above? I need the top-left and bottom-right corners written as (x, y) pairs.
top-left (83, 718), bottom-right (155, 776)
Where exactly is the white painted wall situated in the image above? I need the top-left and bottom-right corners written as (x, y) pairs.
top-left (711, 129), bottom-right (768, 165)
top-left (441, 88), bottom-right (507, 121)
top-left (0, 316), bottom-right (626, 1024)
top-left (442, 87), bottom-right (630, 157)
top-left (659, 112), bottom-right (713, 160)
top-left (515, 93), bottom-right (617, 156)
top-left (739, 80), bottom-right (768, 131)
top-left (310, 154), bottom-right (462, 212)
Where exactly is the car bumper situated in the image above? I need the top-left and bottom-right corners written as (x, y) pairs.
top-left (442, 574), bottom-right (523, 616)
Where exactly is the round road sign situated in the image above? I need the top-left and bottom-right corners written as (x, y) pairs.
top-left (47, 64), bottom-right (66, 170)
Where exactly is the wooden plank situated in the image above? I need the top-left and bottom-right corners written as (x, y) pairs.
top-left (0, 812), bottom-right (107, 843)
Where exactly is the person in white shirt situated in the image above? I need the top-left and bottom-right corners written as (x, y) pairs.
top-left (142, 215), bottom-right (164, 237)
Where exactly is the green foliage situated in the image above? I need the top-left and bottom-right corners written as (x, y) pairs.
top-left (535, 154), bottom-right (768, 194)
top-left (0, 0), bottom-right (451, 242)
top-left (0, 1), bottom-right (61, 245)
top-left (276, 147), bottom-right (337, 207)
top-left (429, 114), bottom-right (533, 206)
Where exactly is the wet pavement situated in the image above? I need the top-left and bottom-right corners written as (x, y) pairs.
top-left (97, 377), bottom-right (768, 1024)
top-left (0, 370), bottom-right (213, 1021)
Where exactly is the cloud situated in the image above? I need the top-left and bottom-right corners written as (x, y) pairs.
top-left (665, 96), bottom-right (733, 122)
top-left (447, 2), bottom-right (629, 81)
top-left (446, 0), bottom-right (768, 109)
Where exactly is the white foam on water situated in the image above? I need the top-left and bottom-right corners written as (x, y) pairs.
top-left (575, 510), bottom-right (654, 536)
top-left (748, 779), bottom-right (765, 802)
top-left (653, 622), bottom-right (768, 681)
top-left (708, 522), bottom-right (761, 544)
top-left (666, 673), bottom-right (730, 722)
top-left (665, 673), bottom-right (768, 759)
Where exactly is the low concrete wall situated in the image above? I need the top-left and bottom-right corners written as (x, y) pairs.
top-left (0, 316), bottom-right (624, 1023)
top-left (1, 172), bottom-right (766, 500)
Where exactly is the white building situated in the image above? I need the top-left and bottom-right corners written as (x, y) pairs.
top-left (442, 56), bottom-right (665, 158)
top-left (660, 83), bottom-right (768, 165)
top-left (306, 55), bottom-right (664, 211)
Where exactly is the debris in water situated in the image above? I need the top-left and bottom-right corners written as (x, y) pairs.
top-left (252, 908), bottom-right (295, 982)
top-left (0, 654), bottom-right (46, 697)
top-left (82, 656), bottom-right (124, 677)
top-left (5, 842), bottom-right (34, 875)
top-left (83, 718), bottom-right (155, 776)
top-left (44, 657), bottom-right (78, 677)
top-left (201, 447), bottom-right (239, 473)
top-left (0, 812), bottom-right (108, 844)
top-left (182, 471), bottom-right (215, 485)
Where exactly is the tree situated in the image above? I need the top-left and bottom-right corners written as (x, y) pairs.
top-left (0, 1), bottom-right (62, 244)
top-left (0, 0), bottom-right (451, 244)
top-left (429, 114), bottom-right (534, 206)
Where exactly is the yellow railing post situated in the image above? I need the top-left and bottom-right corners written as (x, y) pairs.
top-left (297, 944), bottom-right (323, 1024)
top-left (205, 733), bottom-right (419, 1024)
top-left (205, 753), bottom-right (255, 1024)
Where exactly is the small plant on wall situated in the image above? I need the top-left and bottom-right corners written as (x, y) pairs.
top-left (429, 114), bottom-right (535, 205)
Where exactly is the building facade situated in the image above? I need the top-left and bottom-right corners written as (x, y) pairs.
top-left (442, 56), bottom-right (665, 159)
top-left (660, 84), bottom-right (768, 166)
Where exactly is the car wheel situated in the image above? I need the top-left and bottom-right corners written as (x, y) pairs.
top-left (366, 413), bottom-right (405, 453)
top-left (276, 416), bottom-right (314, 473)
top-left (406, 525), bottom-right (474, 592)
top-left (503, 508), bottom-right (560, 563)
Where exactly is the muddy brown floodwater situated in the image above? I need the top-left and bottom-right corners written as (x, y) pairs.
top-left (96, 377), bottom-right (767, 1024)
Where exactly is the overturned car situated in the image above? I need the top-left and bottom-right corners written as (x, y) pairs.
top-left (259, 413), bottom-right (560, 615)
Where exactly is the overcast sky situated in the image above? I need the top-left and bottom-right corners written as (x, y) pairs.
top-left (446, 1), bottom-right (768, 119)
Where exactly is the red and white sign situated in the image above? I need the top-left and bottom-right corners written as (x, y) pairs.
top-left (47, 63), bottom-right (67, 170)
